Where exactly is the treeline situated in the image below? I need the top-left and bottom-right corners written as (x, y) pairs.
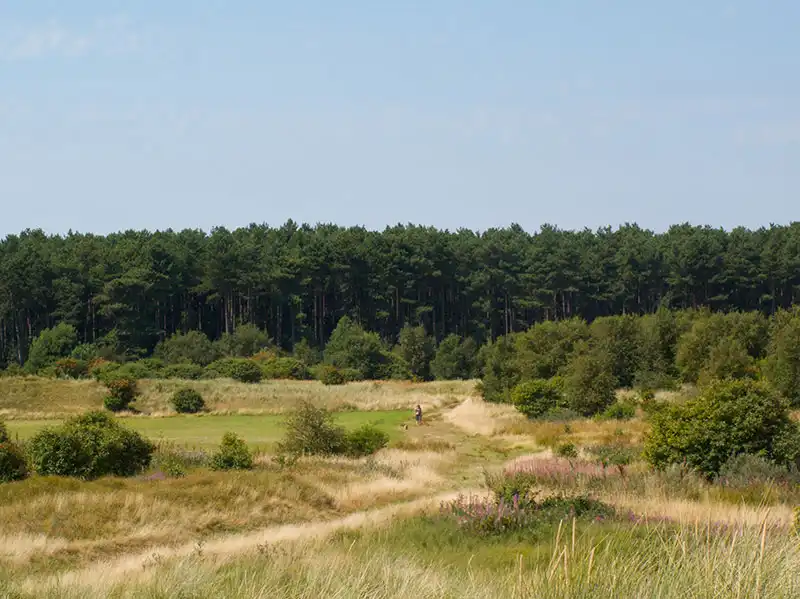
top-left (480, 307), bottom-right (800, 417)
top-left (3, 221), bottom-right (800, 366)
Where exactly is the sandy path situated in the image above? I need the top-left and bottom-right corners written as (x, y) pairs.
top-left (23, 488), bottom-right (482, 593)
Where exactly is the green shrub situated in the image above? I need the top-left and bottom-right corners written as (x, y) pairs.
top-left (154, 331), bottom-right (219, 366)
top-left (431, 334), bottom-right (476, 380)
top-left (25, 323), bottom-right (78, 373)
top-left (644, 379), bottom-right (800, 478)
top-left (717, 453), bottom-right (797, 487)
top-left (171, 388), bottom-right (205, 414)
top-left (206, 358), bottom-right (263, 383)
top-left (210, 432), bottom-right (253, 470)
top-left (261, 357), bottom-right (310, 380)
top-left (162, 363), bottom-right (206, 380)
top-left (215, 324), bottom-right (271, 358)
top-left (318, 365), bottom-right (346, 386)
top-left (54, 358), bottom-right (89, 379)
top-left (397, 325), bottom-right (435, 381)
top-left (28, 411), bottom-right (153, 479)
top-left (276, 402), bottom-right (347, 457)
top-left (103, 377), bottom-right (138, 412)
top-left (0, 441), bottom-right (28, 482)
top-left (562, 344), bottom-right (618, 416)
top-left (598, 400), bottom-right (636, 421)
top-left (346, 425), bottom-right (389, 457)
top-left (323, 316), bottom-right (389, 380)
top-left (510, 378), bottom-right (563, 419)
top-left (479, 336), bottom-right (521, 403)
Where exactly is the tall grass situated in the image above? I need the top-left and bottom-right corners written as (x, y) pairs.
top-left (8, 515), bottom-right (799, 598)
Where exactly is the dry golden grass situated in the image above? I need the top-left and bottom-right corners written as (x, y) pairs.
top-left (0, 376), bottom-right (475, 419)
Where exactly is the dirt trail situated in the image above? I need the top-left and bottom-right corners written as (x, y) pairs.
top-left (23, 488), bottom-right (483, 593)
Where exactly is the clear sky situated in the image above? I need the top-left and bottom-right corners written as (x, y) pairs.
top-left (2, 1), bottom-right (799, 236)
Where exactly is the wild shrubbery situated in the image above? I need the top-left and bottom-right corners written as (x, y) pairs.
top-left (276, 401), bottom-right (388, 458)
top-left (644, 379), bottom-right (800, 478)
top-left (27, 411), bottom-right (153, 479)
top-left (0, 421), bottom-right (28, 483)
top-left (171, 388), bottom-right (205, 414)
top-left (103, 377), bottom-right (138, 412)
top-left (206, 358), bottom-right (263, 383)
top-left (210, 432), bottom-right (253, 470)
top-left (260, 357), bottom-right (310, 380)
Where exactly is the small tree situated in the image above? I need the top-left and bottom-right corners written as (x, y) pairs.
top-left (103, 377), bottom-right (138, 412)
top-left (276, 401), bottom-right (347, 457)
top-left (765, 310), bottom-right (800, 406)
top-left (698, 337), bottom-right (756, 386)
top-left (293, 338), bottom-right (322, 366)
top-left (171, 388), bottom-right (205, 414)
top-left (323, 316), bottom-right (388, 380)
top-left (346, 425), bottom-right (389, 457)
top-left (28, 411), bottom-right (153, 479)
top-left (511, 378), bottom-right (563, 419)
top-left (397, 325), bottom-right (435, 381)
top-left (210, 432), bottom-right (253, 470)
top-left (644, 379), bottom-right (800, 478)
top-left (215, 324), bottom-right (271, 358)
top-left (206, 358), bottom-right (263, 383)
top-left (431, 334), bottom-right (476, 380)
top-left (478, 335), bottom-right (521, 403)
top-left (0, 421), bottom-right (28, 483)
top-left (562, 344), bottom-right (618, 416)
top-left (154, 331), bottom-right (219, 366)
top-left (25, 323), bottom-right (79, 373)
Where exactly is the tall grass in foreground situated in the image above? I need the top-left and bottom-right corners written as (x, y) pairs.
top-left (9, 516), bottom-right (799, 598)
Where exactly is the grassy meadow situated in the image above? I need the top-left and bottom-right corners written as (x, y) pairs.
top-left (0, 376), bottom-right (798, 598)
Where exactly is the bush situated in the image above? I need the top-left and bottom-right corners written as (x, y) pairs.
top-left (318, 365), bottom-right (346, 386)
top-left (323, 316), bottom-right (388, 380)
top-left (28, 411), bottom-right (153, 479)
top-left (171, 388), bottom-right (205, 414)
top-left (598, 400), bottom-right (636, 421)
top-left (215, 324), bottom-right (271, 358)
top-left (0, 441), bottom-right (28, 482)
top-left (162, 363), bottom-right (206, 380)
top-left (103, 377), bottom-right (138, 412)
top-left (54, 358), bottom-right (89, 379)
top-left (346, 425), bottom-right (389, 457)
top-left (431, 334), bottom-right (476, 380)
top-left (154, 331), bottom-right (219, 366)
top-left (717, 454), bottom-right (798, 487)
top-left (206, 358), bottom-right (263, 383)
top-left (261, 357), bottom-right (310, 380)
top-left (25, 323), bottom-right (79, 373)
top-left (765, 310), bottom-right (800, 406)
top-left (210, 432), bottom-right (253, 470)
top-left (562, 344), bottom-right (618, 416)
top-left (479, 336), bottom-right (521, 403)
top-left (276, 402), bottom-right (347, 457)
top-left (511, 378), bottom-right (563, 419)
top-left (397, 325), bottom-right (435, 381)
top-left (643, 379), bottom-right (800, 478)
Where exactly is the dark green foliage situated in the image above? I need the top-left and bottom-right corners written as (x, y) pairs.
top-left (598, 400), bottom-right (637, 420)
top-left (397, 325), bottom-right (435, 381)
top-left (478, 336), bottom-right (520, 403)
top-left (0, 440), bottom-right (28, 482)
top-left (643, 379), bottom-right (800, 478)
top-left (562, 344), bottom-right (618, 416)
top-left (206, 358), bottom-right (263, 383)
top-left (293, 338), bottom-right (321, 366)
top-left (323, 316), bottom-right (388, 380)
top-left (70, 343), bottom-right (99, 362)
top-left (317, 365), bottom-right (346, 386)
top-left (510, 378), bottom-right (563, 419)
top-left (590, 315), bottom-right (642, 388)
top-left (154, 331), bottom-right (219, 366)
top-left (210, 432), bottom-right (253, 470)
top-left (430, 334), bottom-right (476, 380)
top-left (103, 377), bottom-right (138, 412)
top-left (260, 357), bottom-right (310, 380)
top-left (514, 319), bottom-right (590, 380)
top-left (171, 388), bottom-right (205, 414)
top-left (276, 401), bottom-right (347, 457)
top-left (698, 337), bottom-right (756, 385)
top-left (345, 424), bottom-right (389, 457)
top-left (162, 363), bottom-right (206, 380)
top-left (215, 324), bottom-right (271, 358)
top-left (25, 324), bottom-right (79, 373)
top-left (28, 411), bottom-right (153, 479)
top-left (765, 309), bottom-right (800, 406)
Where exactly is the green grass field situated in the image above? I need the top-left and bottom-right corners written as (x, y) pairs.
top-left (6, 409), bottom-right (412, 450)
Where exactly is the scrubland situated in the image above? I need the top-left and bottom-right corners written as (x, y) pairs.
top-left (0, 377), bottom-right (798, 598)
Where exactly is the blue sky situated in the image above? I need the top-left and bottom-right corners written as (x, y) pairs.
top-left (2, 1), bottom-right (799, 236)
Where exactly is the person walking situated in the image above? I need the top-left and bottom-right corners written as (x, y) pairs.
top-left (414, 404), bottom-right (423, 425)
